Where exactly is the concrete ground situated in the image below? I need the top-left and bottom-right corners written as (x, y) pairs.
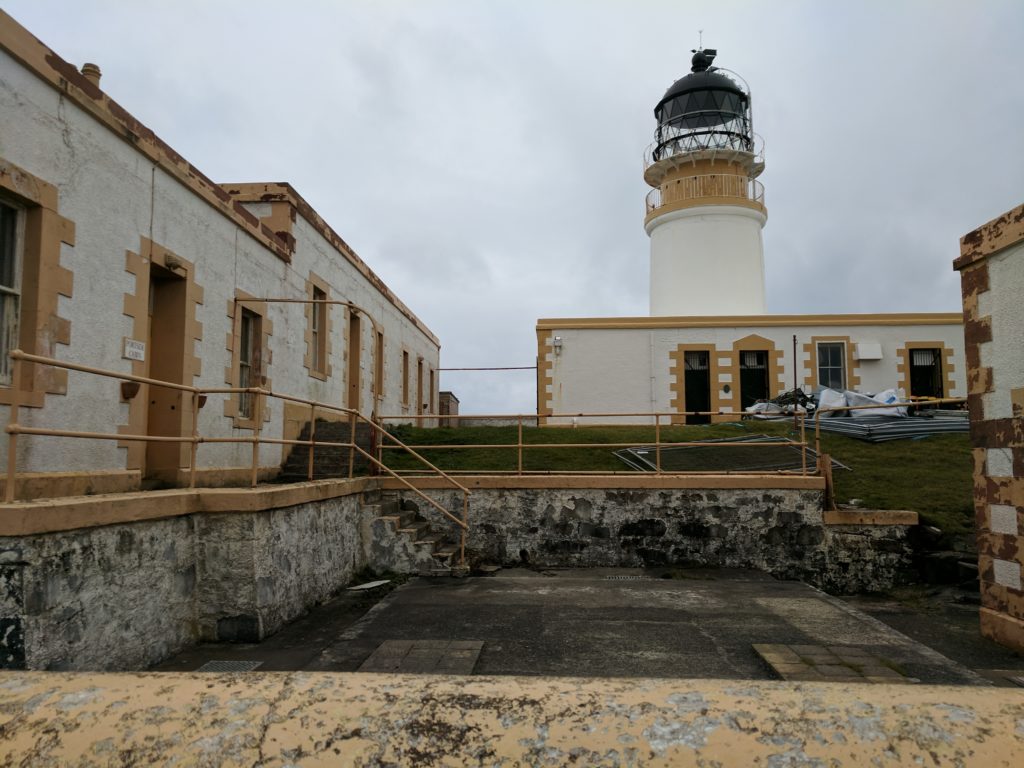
top-left (157, 567), bottom-right (1024, 686)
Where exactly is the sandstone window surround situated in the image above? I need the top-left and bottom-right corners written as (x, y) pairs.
top-left (303, 273), bottom-right (332, 381)
top-left (401, 349), bottom-right (410, 410)
top-left (0, 158), bottom-right (74, 408)
top-left (225, 292), bottom-right (272, 428)
top-left (816, 341), bottom-right (846, 390)
top-left (374, 329), bottom-right (385, 403)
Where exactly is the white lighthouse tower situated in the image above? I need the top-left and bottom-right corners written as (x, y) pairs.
top-left (644, 48), bottom-right (767, 316)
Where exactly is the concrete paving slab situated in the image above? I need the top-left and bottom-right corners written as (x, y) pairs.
top-left (157, 567), bottom-right (1006, 685)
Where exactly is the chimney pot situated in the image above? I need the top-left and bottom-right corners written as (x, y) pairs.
top-left (80, 63), bottom-right (101, 87)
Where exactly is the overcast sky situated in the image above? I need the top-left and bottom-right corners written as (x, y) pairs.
top-left (6, 0), bottom-right (1024, 413)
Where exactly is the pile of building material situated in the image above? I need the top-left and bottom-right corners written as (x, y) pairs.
top-left (813, 409), bottom-right (969, 442)
top-left (615, 435), bottom-right (847, 473)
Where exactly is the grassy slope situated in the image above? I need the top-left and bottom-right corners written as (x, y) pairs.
top-left (385, 421), bottom-right (974, 537)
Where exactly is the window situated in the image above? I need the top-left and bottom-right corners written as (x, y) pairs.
top-left (238, 308), bottom-right (260, 418)
top-left (311, 286), bottom-right (326, 373)
top-left (402, 350), bottom-right (410, 406)
top-left (375, 331), bottom-right (384, 400)
top-left (817, 342), bottom-right (846, 390)
top-left (429, 367), bottom-right (435, 413)
top-left (417, 357), bottom-right (424, 415)
top-left (0, 201), bottom-right (23, 387)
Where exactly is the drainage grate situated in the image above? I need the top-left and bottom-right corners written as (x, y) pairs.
top-left (196, 660), bottom-right (263, 672)
top-left (603, 575), bottom-right (653, 581)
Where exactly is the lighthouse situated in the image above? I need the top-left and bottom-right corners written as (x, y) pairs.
top-left (644, 48), bottom-right (767, 317)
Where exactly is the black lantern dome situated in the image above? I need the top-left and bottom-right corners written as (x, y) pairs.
top-left (651, 49), bottom-right (754, 162)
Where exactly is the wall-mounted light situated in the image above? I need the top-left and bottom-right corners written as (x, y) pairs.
top-left (553, 336), bottom-right (563, 356)
top-left (163, 254), bottom-right (184, 272)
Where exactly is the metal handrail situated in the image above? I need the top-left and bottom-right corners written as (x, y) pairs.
top-left (2, 349), bottom-right (470, 565)
top-left (378, 410), bottom-right (812, 478)
top-left (645, 175), bottom-right (765, 215)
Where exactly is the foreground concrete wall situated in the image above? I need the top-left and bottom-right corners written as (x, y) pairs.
top-left (3, 672), bottom-right (1022, 766)
top-left (399, 485), bottom-right (913, 593)
top-left (0, 492), bottom-right (369, 670)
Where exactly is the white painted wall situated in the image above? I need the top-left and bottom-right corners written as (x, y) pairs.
top-left (980, 241), bottom-right (1024, 422)
top-left (647, 206), bottom-right (767, 316)
top-left (0, 47), bottom-right (439, 474)
top-left (544, 321), bottom-right (966, 424)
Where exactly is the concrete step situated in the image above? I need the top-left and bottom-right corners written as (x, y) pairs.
top-left (376, 515), bottom-right (402, 531)
top-left (413, 535), bottom-right (443, 550)
top-left (396, 521), bottom-right (431, 541)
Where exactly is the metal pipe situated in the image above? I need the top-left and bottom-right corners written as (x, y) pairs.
top-left (348, 411), bottom-right (356, 479)
top-left (307, 403), bottom-right (316, 481)
top-left (250, 387), bottom-right (263, 488)
top-left (9, 350), bottom-right (199, 393)
top-left (517, 415), bottom-right (523, 476)
top-left (655, 415), bottom-right (661, 475)
top-left (189, 390), bottom-right (199, 489)
top-left (352, 446), bottom-right (467, 530)
top-left (5, 354), bottom-right (22, 502)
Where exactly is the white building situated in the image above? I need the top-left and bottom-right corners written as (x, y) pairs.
top-left (0, 11), bottom-right (440, 495)
top-left (537, 48), bottom-right (964, 424)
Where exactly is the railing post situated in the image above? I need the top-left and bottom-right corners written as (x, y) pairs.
top-left (655, 413), bottom-right (661, 474)
top-left (517, 415), bottom-right (523, 476)
top-left (189, 390), bottom-right (199, 489)
top-left (307, 403), bottom-right (316, 481)
top-left (5, 353), bottom-right (22, 503)
top-left (460, 493), bottom-right (468, 567)
top-left (250, 388), bottom-right (263, 488)
top-left (348, 411), bottom-right (356, 479)
top-left (800, 412), bottom-right (807, 476)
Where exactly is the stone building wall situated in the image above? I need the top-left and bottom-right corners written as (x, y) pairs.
top-left (955, 202), bottom-right (1024, 653)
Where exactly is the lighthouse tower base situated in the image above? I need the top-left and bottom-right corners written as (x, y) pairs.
top-left (647, 205), bottom-right (768, 317)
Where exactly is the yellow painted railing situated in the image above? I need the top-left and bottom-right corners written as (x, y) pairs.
top-left (378, 410), bottom-right (812, 477)
top-left (2, 350), bottom-right (470, 564)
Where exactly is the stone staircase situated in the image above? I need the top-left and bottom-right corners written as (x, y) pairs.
top-left (361, 489), bottom-right (462, 576)
top-left (280, 418), bottom-right (376, 480)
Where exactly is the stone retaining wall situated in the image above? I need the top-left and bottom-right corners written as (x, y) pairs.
top-left (399, 486), bottom-right (913, 593)
top-left (0, 493), bottom-right (366, 670)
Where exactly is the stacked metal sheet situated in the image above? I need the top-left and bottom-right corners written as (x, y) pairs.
top-left (614, 434), bottom-right (847, 473)
top-left (813, 409), bottom-right (969, 442)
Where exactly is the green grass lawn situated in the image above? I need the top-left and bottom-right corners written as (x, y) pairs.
top-left (383, 420), bottom-right (974, 537)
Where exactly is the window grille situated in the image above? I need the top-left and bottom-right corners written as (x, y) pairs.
top-left (684, 351), bottom-right (709, 371)
top-left (912, 349), bottom-right (939, 366)
top-left (741, 351), bottom-right (765, 368)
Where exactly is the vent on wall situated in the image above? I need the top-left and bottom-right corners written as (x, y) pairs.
top-left (854, 343), bottom-right (883, 361)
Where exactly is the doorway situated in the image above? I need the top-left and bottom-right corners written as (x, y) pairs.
top-left (738, 350), bottom-right (769, 410)
top-left (683, 351), bottom-right (711, 424)
top-left (909, 348), bottom-right (943, 400)
top-left (347, 311), bottom-right (361, 411)
top-left (145, 263), bottom-right (187, 483)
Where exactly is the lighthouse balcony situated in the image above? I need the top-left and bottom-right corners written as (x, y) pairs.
top-left (645, 175), bottom-right (765, 221)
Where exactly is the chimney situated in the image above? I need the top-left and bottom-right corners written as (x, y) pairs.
top-left (80, 63), bottom-right (101, 88)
